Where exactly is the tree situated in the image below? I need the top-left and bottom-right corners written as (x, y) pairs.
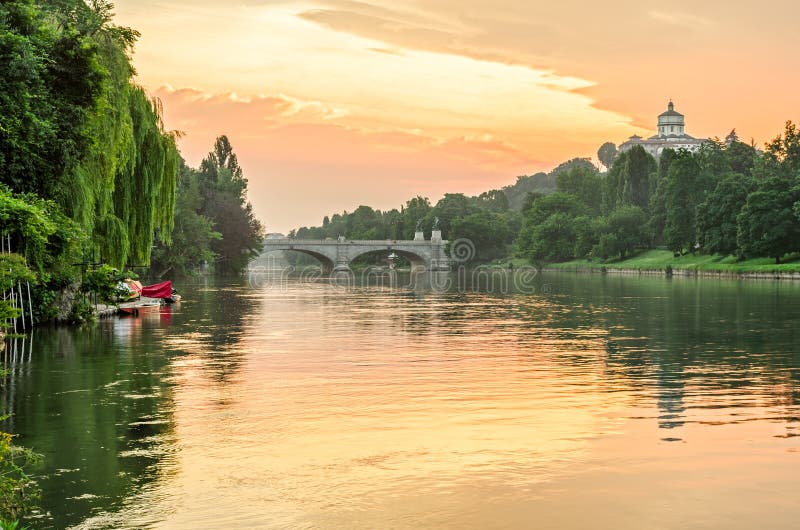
top-left (199, 135), bottom-right (246, 200)
top-left (476, 189), bottom-right (509, 213)
top-left (518, 212), bottom-right (579, 263)
top-left (597, 142), bottom-right (617, 171)
top-left (516, 193), bottom-right (585, 263)
top-left (551, 157), bottom-right (596, 175)
top-left (400, 196), bottom-right (431, 238)
top-left (696, 173), bottom-right (755, 255)
top-left (663, 153), bottom-right (702, 253)
top-left (429, 193), bottom-right (477, 238)
top-left (737, 177), bottom-right (800, 263)
top-left (524, 192), bottom-right (582, 225)
top-left (726, 140), bottom-right (758, 176)
top-left (197, 136), bottom-right (264, 274)
top-left (450, 211), bottom-right (509, 262)
top-left (623, 145), bottom-right (657, 212)
top-left (593, 206), bottom-right (647, 260)
top-left (0, 0), bottom-right (178, 268)
top-left (761, 121), bottom-right (800, 179)
top-left (150, 161), bottom-right (221, 276)
top-left (556, 166), bottom-right (603, 215)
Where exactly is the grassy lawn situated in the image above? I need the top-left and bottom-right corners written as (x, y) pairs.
top-left (545, 250), bottom-right (800, 274)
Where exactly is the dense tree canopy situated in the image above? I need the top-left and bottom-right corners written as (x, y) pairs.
top-left (0, 0), bottom-right (179, 267)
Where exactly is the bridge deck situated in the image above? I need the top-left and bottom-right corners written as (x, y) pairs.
top-left (263, 239), bottom-right (446, 246)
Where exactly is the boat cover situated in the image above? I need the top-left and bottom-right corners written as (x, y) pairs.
top-left (141, 280), bottom-right (172, 299)
top-left (122, 279), bottom-right (143, 299)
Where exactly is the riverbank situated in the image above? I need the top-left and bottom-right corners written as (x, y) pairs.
top-left (544, 250), bottom-right (800, 280)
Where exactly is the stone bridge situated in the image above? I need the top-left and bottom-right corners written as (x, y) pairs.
top-left (260, 237), bottom-right (452, 273)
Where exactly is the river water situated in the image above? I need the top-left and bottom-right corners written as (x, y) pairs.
top-left (3, 272), bottom-right (800, 529)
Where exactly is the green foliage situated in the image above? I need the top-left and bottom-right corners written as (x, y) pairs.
top-left (0, 0), bottom-right (178, 268)
top-left (603, 145), bottom-right (657, 212)
top-left (597, 142), bottom-right (617, 171)
top-left (0, 254), bottom-right (35, 329)
top-left (737, 177), bottom-right (800, 262)
top-left (0, 186), bottom-right (81, 272)
top-left (503, 173), bottom-right (556, 211)
top-left (593, 206), bottom-right (647, 260)
top-left (83, 265), bottom-right (135, 304)
top-left (152, 137), bottom-right (262, 276)
top-left (0, 431), bottom-right (40, 522)
top-left (150, 161), bottom-right (221, 277)
top-left (0, 519), bottom-right (30, 530)
top-left (518, 212), bottom-right (580, 263)
top-left (450, 211), bottom-right (509, 262)
top-left (663, 152), bottom-right (703, 253)
top-left (696, 173), bottom-right (755, 255)
top-left (556, 166), bottom-right (603, 215)
top-left (761, 121), bottom-right (800, 179)
top-left (67, 297), bottom-right (95, 324)
top-left (523, 192), bottom-right (582, 225)
top-left (196, 136), bottom-right (263, 274)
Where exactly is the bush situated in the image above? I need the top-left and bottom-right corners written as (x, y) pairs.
top-left (83, 265), bottom-right (138, 304)
top-left (0, 431), bottom-right (40, 522)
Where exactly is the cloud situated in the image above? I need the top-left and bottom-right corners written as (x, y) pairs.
top-left (152, 86), bottom-right (553, 231)
top-left (649, 11), bottom-right (713, 29)
top-left (297, 1), bottom-right (559, 69)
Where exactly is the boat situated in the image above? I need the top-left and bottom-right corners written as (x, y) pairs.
top-left (118, 301), bottom-right (162, 316)
top-left (117, 280), bottom-right (181, 315)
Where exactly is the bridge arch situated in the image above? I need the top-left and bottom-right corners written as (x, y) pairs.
top-left (348, 248), bottom-right (427, 269)
top-left (267, 247), bottom-right (336, 274)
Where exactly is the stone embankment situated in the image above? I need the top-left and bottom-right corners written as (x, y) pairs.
top-left (544, 266), bottom-right (800, 281)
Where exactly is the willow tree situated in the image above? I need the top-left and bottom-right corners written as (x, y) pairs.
top-left (0, 0), bottom-right (178, 268)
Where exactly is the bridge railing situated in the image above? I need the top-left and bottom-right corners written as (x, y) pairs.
top-left (263, 239), bottom-right (448, 245)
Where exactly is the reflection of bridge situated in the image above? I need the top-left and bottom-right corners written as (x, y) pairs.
top-left (261, 238), bottom-right (452, 273)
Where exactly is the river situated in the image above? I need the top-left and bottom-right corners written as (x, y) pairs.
top-left (3, 272), bottom-right (800, 529)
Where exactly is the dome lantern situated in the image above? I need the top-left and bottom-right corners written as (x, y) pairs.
top-left (657, 100), bottom-right (685, 137)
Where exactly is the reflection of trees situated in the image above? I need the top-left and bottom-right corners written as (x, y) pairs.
top-left (185, 277), bottom-right (259, 383)
top-left (1, 323), bottom-right (176, 529)
top-left (0, 278), bottom-right (259, 528)
top-left (365, 272), bottom-right (800, 434)
top-left (543, 275), bottom-right (800, 433)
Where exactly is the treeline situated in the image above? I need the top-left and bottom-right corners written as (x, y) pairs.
top-left (518, 125), bottom-right (800, 264)
top-left (291, 190), bottom-right (520, 262)
top-left (289, 157), bottom-right (601, 264)
top-left (0, 1), bottom-right (263, 326)
top-left (294, 124), bottom-right (800, 266)
top-left (151, 136), bottom-right (263, 277)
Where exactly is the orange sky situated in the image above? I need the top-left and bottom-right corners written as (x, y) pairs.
top-left (114, 0), bottom-right (800, 233)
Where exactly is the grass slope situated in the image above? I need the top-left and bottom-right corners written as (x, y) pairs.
top-left (546, 250), bottom-right (800, 274)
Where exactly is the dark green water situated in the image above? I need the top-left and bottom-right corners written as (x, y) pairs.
top-left (3, 273), bottom-right (800, 529)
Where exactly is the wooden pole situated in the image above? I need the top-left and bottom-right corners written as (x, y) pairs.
top-left (17, 282), bottom-right (25, 331)
top-left (27, 282), bottom-right (33, 326)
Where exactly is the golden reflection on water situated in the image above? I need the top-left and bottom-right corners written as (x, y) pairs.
top-left (66, 276), bottom-right (800, 529)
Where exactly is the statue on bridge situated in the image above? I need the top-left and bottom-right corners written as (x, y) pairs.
top-left (415, 219), bottom-right (423, 232)
top-left (432, 217), bottom-right (440, 231)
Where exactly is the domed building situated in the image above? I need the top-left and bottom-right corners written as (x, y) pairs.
top-left (619, 101), bottom-right (708, 157)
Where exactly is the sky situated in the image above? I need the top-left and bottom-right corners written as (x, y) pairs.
top-left (114, 0), bottom-right (800, 233)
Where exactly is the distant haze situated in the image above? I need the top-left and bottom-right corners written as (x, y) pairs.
top-left (114, 0), bottom-right (800, 232)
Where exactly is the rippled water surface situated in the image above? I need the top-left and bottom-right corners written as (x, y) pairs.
top-left (3, 273), bottom-right (800, 529)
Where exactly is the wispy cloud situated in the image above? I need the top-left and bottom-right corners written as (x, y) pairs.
top-left (649, 11), bottom-right (713, 29)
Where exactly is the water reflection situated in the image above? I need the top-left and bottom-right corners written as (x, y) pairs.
top-left (3, 273), bottom-right (800, 528)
